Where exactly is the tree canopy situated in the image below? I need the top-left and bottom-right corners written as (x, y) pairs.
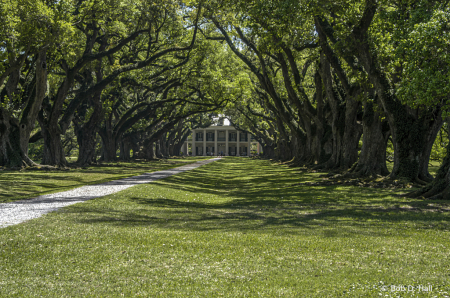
top-left (0, 0), bottom-right (449, 199)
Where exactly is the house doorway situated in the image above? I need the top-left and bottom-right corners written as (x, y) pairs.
top-left (217, 144), bottom-right (226, 156)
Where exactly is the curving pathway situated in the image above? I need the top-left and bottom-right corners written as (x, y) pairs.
top-left (0, 158), bottom-right (220, 228)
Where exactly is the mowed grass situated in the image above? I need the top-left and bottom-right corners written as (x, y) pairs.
top-left (0, 157), bottom-right (209, 203)
top-left (0, 158), bottom-right (449, 297)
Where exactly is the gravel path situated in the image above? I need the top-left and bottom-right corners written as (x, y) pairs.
top-left (0, 158), bottom-right (220, 228)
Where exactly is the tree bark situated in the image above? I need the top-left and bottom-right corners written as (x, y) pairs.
top-left (159, 133), bottom-right (169, 157)
top-left (119, 140), bottom-right (131, 161)
top-left (142, 142), bottom-right (156, 160)
top-left (39, 122), bottom-right (67, 167)
top-left (0, 49), bottom-right (48, 167)
top-left (0, 111), bottom-right (33, 167)
top-left (100, 136), bottom-right (117, 162)
top-left (318, 54), bottom-right (362, 170)
top-left (172, 128), bottom-right (190, 157)
top-left (417, 113), bottom-right (443, 182)
top-left (357, 50), bottom-right (443, 182)
top-left (310, 71), bottom-right (333, 165)
top-left (350, 1), bottom-right (443, 182)
top-left (342, 96), bottom-right (363, 168)
top-left (408, 134), bottom-right (450, 200)
top-left (262, 143), bottom-right (276, 159)
top-left (98, 113), bottom-right (118, 162)
top-left (349, 99), bottom-right (390, 176)
top-left (155, 139), bottom-right (163, 159)
top-left (76, 126), bottom-right (98, 165)
top-left (74, 99), bottom-right (103, 166)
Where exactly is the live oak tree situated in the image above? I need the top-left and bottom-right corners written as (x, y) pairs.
top-left (314, 16), bottom-right (390, 176)
top-left (226, 100), bottom-right (279, 158)
top-left (205, 9), bottom-right (313, 162)
top-left (94, 27), bottom-right (232, 162)
top-left (395, 3), bottom-right (450, 198)
top-left (212, 0), bottom-right (446, 183)
top-left (38, 0), bottom-right (202, 166)
top-left (2, 0), bottom-right (450, 201)
top-left (97, 79), bottom-right (194, 161)
top-left (0, 0), bottom-right (70, 167)
top-left (314, 0), bottom-right (445, 182)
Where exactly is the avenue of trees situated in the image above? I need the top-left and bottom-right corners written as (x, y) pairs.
top-left (1, 0), bottom-right (449, 199)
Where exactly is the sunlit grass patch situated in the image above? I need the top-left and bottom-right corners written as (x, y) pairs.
top-left (0, 157), bottom-right (209, 203)
top-left (0, 157), bottom-right (449, 297)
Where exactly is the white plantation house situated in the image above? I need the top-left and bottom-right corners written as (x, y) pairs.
top-left (181, 119), bottom-right (261, 156)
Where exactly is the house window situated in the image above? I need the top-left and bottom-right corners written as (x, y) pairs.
top-left (229, 132), bottom-right (237, 142)
top-left (206, 146), bottom-right (215, 156)
top-left (240, 146), bottom-right (248, 156)
top-left (229, 147), bottom-right (236, 156)
top-left (196, 132), bottom-right (203, 141)
top-left (206, 132), bottom-right (214, 141)
top-left (218, 131), bottom-right (226, 141)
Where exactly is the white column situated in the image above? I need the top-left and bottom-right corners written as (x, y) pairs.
top-left (225, 129), bottom-right (228, 156)
top-left (203, 130), bottom-right (206, 156)
top-left (214, 129), bottom-right (217, 156)
top-left (237, 131), bottom-right (240, 156)
top-left (257, 142), bottom-right (261, 155)
top-left (192, 130), bottom-right (196, 156)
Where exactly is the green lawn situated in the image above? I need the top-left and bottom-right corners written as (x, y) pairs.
top-left (0, 157), bottom-right (209, 203)
top-left (0, 158), bottom-right (449, 297)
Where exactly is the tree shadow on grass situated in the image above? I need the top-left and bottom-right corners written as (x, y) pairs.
top-left (0, 174), bottom-right (115, 203)
top-left (64, 158), bottom-right (450, 236)
top-left (67, 194), bottom-right (450, 237)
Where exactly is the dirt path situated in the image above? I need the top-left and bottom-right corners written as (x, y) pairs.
top-left (0, 158), bottom-right (221, 228)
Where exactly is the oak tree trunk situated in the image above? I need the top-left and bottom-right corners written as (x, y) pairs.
top-left (352, 17), bottom-right (443, 182)
top-left (39, 123), bottom-right (67, 167)
top-left (0, 49), bottom-right (47, 167)
top-left (119, 141), bottom-right (131, 161)
top-left (75, 99), bottom-right (103, 166)
top-left (349, 99), bottom-right (390, 176)
top-left (101, 138), bottom-right (117, 162)
top-left (159, 134), bottom-right (169, 157)
top-left (76, 126), bottom-right (98, 166)
top-left (99, 130), bottom-right (117, 162)
top-left (408, 137), bottom-right (450, 200)
top-left (155, 140), bottom-right (163, 158)
top-left (341, 97), bottom-right (362, 168)
top-left (318, 56), bottom-right (362, 170)
top-left (98, 119), bottom-right (118, 162)
top-left (262, 143), bottom-right (276, 159)
top-left (0, 114), bottom-right (36, 167)
top-left (143, 142), bottom-right (156, 160)
top-left (381, 98), bottom-right (442, 183)
top-left (275, 138), bottom-right (292, 161)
